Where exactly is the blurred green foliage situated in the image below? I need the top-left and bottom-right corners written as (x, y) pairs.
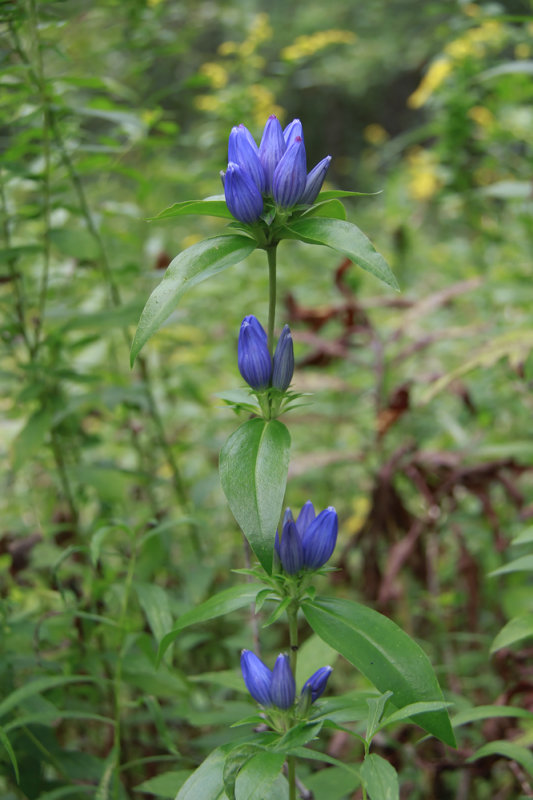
top-left (1, 0), bottom-right (533, 797)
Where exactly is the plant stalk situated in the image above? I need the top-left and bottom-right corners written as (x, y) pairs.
top-left (266, 245), bottom-right (278, 355)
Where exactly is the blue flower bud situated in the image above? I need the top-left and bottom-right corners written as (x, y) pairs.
top-left (279, 519), bottom-right (304, 575)
top-left (272, 324), bottom-right (294, 391)
top-left (238, 316), bottom-right (272, 391)
top-left (259, 115), bottom-right (286, 194)
top-left (228, 125), bottom-right (265, 192)
top-left (302, 506), bottom-right (338, 569)
top-left (296, 500), bottom-right (315, 534)
top-left (300, 156), bottom-right (332, 205)
top-left (301, 665), bottom-right (333, 702)
top-left (272, 137), bottom-right (307, 209)
top-left (270, 654), bottom-right (296, 710)
top-left (241, 650), bottom-right (272, 706)
top-left (224, 162), bottom-right (264, 224)
top-left (283, 118), bottom-right (303, 148)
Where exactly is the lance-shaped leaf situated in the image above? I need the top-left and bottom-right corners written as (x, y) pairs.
top-left (220, 418), bottom-right (290, 574)
top-left (147, 197), bottom-right (233, 221)
top-left (302, 596), bottom-right (455, 747)
top-left (130, 234), bottom-right (256, 364)
top-left (282, 217), bottom-right (399, 291)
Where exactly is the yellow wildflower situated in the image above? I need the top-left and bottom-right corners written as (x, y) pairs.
top-left (515, 43), bottom-right (531, 59)
top-left (407, 58), bottom-right (452, 108)
top-left (363, 124), bottom-right (389, 145)
top-left (407, 148), bottom-right (442, 200)
top-left (218, 41), bottom-right (238, 56)
top-left (468, 105), bottom-right (493, 127)
top-left (281, 29), bottom-right (356, 61)
top-left (199, 62), bottom-right (228, 89)
top-left (194, 95), bottom-right (221, 112)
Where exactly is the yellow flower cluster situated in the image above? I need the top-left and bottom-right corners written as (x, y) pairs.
top-left (407, 148), bottom-right (443, 201)
top-left (219, 13), bottom-right (273, 59)
top-left (281, 29), bottom-right (356, 62)
top-left (249, 84), bottom-right (284, 126)
top-left (468, 105), bottom-right (493, 128)
top-left (363, 124), bottom-right (389, 145)
top-left (199, 62), bottom-right (229, 89)
top-left (408, 19), bottom-right (507, 109)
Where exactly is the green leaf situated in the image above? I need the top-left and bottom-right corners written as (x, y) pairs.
top-left (491, 615), bottom-right (533, 653)
top-left (0, 727), bottom-right (19, 784)
top-left (135, 771), bottom-right (192, 797)
top-left (282, 218), bottom-right (399, 291)
top-left (302, 597), bottom-right (455, 746)
top-left (468, 740), bottom-right (533, 778)
top-left (235, 752), bottom-right (285, 800)
top-left (219, 418), bottom-right (291, 574)
top-left (301, 199), bottom-right (346, 220)
top-left (511, 526), bottom-right (533, 546)
top-left (148, 198), bottom-right (233, 222)
top-left (130, 234), bottom-right (256, 364)
top-left (378, 701), bottom-right (452, 732)
top-left (305, 764), bottom-right (360, 800)
top-left (157, 583), bottom-right (265, 665)
top-left (0, 676), bottom-right (95, 720)
top-left (271, 721), bottom-right (323, 752)
top-left (135, 582), bottom-right (173, 648)
top-left (452, 704), bottom-right (533, 729)
top-left (11, 406), bottom-right (53, 471)
top-left (360, 754), bottom-right (399, 800)
top-left (176, 748), bottom-right (229, 800)
top-left (316, 190), bottom-right (380, 200)
top-left (366, 691), bottom-right (393, 741)
top-left (489, 554), bottom-right (533, 577)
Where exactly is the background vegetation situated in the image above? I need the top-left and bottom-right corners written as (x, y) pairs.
top-left (1, 0), bottom-right (532, 797)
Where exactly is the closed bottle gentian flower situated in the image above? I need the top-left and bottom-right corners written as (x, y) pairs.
top-left (238, 315), bottom-right (272, 391)
top-left (241, 650), bottom-right (272, 706)
top-left (269, 654), bottom-right (296, 710)
top-left (301, 665), bottom-right (333, 702)
top-left (301, 507), bottom-right (338, 569)
top-left (278, 519), bottom-right (304, 575)
top-left (228, 124), bottom-right (266, 193)
top-left (259, 115), bottom-right (286, 194)
top-left (272, 324), bottom-right (294, 391)
top-left (277, 502), bottom-right (338, 573)
top-left (224, 162), bottom-right (264, 224)
top-left (300, 155), bottom-right (332, 205)
top-left (272, 136), bottom-right (307, 209)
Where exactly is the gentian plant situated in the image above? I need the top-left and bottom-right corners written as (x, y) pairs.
top-left (132, 115), bottom-right (455, 800)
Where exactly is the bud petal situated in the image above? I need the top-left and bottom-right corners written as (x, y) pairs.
top-left (296, 500), bottom-right (315, 534)
top-left (228, 125), bottom-right (265, 192)
top-left (300, 155), bottom-right (332, 205)
top-left (270, 654), bottom-right (295, 710)
top-left (272, 325), bottom-right (294, 391)
top-left (283, 118), bottom-right (303, 148)
top-left (302, 506), bottom-right (338, 569)
top-left (238, 316), bottom-right (272, 391)
top-left (241, 650), bottom-right (272, 706)
top-left (279, 519), bottom-right (304, 574)
top-left (301, 665), bottom-right (333, 702)
top-left (259, 115), bottom-right (286, 194)
top-left (272, 136), bottom-right (307, 209)
top-left (224, 162), bottom-right (264, 224)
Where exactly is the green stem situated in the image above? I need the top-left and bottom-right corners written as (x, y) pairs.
top-left (287, 601), bottom-right (299, 799)
top-left (266, 245), bottom-right (278, 355)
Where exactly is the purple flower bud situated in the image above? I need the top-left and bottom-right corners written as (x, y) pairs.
top-left (279, 519), bottom-right (304, 574)
top-left (272, 324), bottom-right (294, 391)
top-left (241, 650), bottom-right (272, 706)
top-left (228, 125), bottom-right (265, 192)
top-left (300, 155), bottom-right (332, 205)
top-left (259, 115), bottom-right (286, 194)
top-left (283, 118), bottom-right (303, 148)
top-left (302, 506), bottom-right (338, 569)
top-left (296, 500), bottom-right (315, 534)
top-left (301, 665), bottom-right (333, 702)
top-left (238, 315), bottom-right (272, 391)
top-left (224, 162), bottom-right (264, 224)
top-left (270, 654), bottom-right (296, 709)
top-left (272, 136), bottom-right (307, 209)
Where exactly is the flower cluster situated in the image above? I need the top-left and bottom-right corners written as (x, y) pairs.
top-left (222, 115), bottom-right (332, 224)
top-left (241, 650), bottom-right (332, 710)
top-left (275, 501), bottom-right (338, 574)
top-left (238, 315), bottom-right (294, 392)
